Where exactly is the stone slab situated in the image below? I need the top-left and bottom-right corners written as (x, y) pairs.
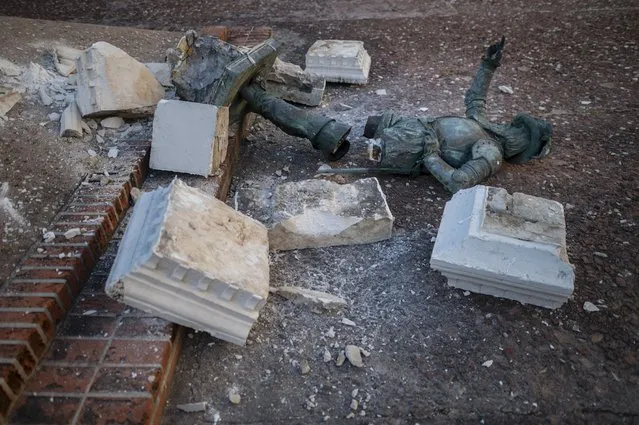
top-left (76, 41), bottom-right (165, 117)
top-left (238, 177), bottom-right (393, 251)
top-left (106, 178), bottom-right (270, 345)
top-left (150, 99), bottom-right (229, 177)
top-left (430, 185), bottom-right (574, 309)
top-left (262, 58), bottom-right (325, 106)
top-left (305, 40), bottom-right (371, 85)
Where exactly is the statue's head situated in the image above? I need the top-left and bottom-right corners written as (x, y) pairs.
top-left (505, 113), bottom-right (552, 164)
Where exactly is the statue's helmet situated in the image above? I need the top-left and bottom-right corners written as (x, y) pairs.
top-left (506, 113), bottom-right (552, 164)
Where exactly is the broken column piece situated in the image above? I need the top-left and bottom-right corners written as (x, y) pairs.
top-left (76, 41), bottom-right (165, 117)
top-left (106, 179), bottom-right (270, 345)
top-left (305, 40), bottom-right (371, 85)
top-left (262, 58), bottom-right (326, 106)
top-left (238, 177), bottom-right (393, 251)
top-left (150, 100), bottom-right (229, 177)
top-left (430, 185), bottom-right (575, 309)
top-left (59, 100), bottom-right (83, 137)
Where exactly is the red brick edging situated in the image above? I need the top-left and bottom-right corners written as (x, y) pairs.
top-left (0, 141), bottom-right (185, 424)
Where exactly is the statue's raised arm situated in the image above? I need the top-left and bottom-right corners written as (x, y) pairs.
top-left (464, 36), bottom-right (505, 123)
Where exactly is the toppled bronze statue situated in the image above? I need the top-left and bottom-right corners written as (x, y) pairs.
top-left (322, 37), bottom-right (552, 193)
top-left (168, 31), bottom-right (351, 160)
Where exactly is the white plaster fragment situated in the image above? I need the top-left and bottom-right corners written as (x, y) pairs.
top-left (305, 40), bottom-right (371, 84)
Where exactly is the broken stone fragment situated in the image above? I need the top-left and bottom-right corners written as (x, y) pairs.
top-left (101, 116), bottom-right (124, 129)
top-left (150, 100), bottom-right (229, 177)
top-left (53, 45), bottom-right (82, 76)
top-left (144, 62), bottom-right (173, 87)
top-left (60, 100), bottom-right (83, 138)
top-left (105, 178), bottom-right (270, 346)
top-left (64, 228), bottom-right (81, 240)
top-left (228, 388), bottom-right (241, 405)
top-left (305, 40), bottom-right (371, 85)
top-left (0, 88), bottom-right (21, 118)
top-left (76, 41), bottom-right (165, 117)
top-left (335, 351), bottom-right (346, 366)
top-left (430, 185), bottom-right (575, 309)
top-left (344, 345), bottom-right (364, 368)
top-left (270, 286), bottom-right (347, 312)
top-left (176, 402), bottom-right (207, 413)
top-left (238, 177), bottom-right (393, 251)
top-left (262, 58), bottom-right (325, 106)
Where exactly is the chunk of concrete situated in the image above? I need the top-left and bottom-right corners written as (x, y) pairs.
top-left (101, 116), bottom-right (124, 129)
top-left (106, 178), bottom-right (270, 345)
top-left (270, 286), bottom-right (347, 312)
top-left (238, 177), bottom-right (393, 251)
top-left (150, 100), bottom-right (229, 177)
top-left (305, 40), bottom-right (371, 85)
top-left (60, 100), bottom-right (83, 137)
top-left (430, 185), bottom-right (575, 309)
top-left (53, 45), bottom-right (82, 76)
top-left (262, 58), bottom-right (325, 106)
top-left (76, 41), bottom-right (165, 117)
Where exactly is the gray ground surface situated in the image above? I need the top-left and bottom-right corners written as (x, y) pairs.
top-left (1, 1), bottom-right (638, 424)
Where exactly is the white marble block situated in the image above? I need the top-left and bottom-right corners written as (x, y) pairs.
top-left (76, 41), bottom-right (165, 117)
top-left (430, 186), bottom-right (575, 309)
top-left (106, 179), bottom-right (270, 345)
top-left (238, 177), bottom-right (393, 251)
top-left (150, 100), bottom-right (229, 177)
top-left (305, 40), bottom-right (371, 85)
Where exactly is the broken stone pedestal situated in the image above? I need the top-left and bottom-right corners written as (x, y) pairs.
top-left (106, 179), bottom-right (270, 345)
top-left (262, 58), bottom-right (326, 106)
top-left (238, 177), bottom-right (393, 251)
top-left (76, 41), bottom-right (165, 117)
top-left (150, 100), bottom-right (229, 177)
top-left (430, 185), bottom-right (575, 309)
top-left (305, 40), bottom-right (371, 85)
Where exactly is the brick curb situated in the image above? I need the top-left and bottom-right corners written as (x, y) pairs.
top-left (0, 141), bottom-right (151, 420)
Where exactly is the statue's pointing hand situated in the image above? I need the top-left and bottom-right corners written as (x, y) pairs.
top-left (484, 36), bottom-right (505, 68)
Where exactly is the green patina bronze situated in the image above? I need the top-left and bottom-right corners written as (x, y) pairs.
top-left (323, 37), bottom-right (553, 193)
top-left (170, 31), bottom-right (351, 160)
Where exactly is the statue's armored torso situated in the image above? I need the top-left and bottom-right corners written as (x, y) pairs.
top-left (431, 117), bottom-right (492, 168)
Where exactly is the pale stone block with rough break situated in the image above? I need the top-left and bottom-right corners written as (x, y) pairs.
top-left (150, 100), bottom-right (229, 177)
top-left (263, 58), bottom-right (325, 106)
top-left (76, 41), bottom-right (165, 117)
top-left (305, 40), bottom-right (371, 85)
top-left (430, 185), bottom-right (575, 309)
top-left (106, 178), bottom-right (270, 345)
top-left (238, 177), bottom-right (393, 251)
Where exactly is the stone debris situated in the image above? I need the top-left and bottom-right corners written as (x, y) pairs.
top-left (144, 62), bottom-right (173, 87)
top-left (101, 116), bottom-right (125, 129)
top-left (482, 359), bottom-right (494, 368)
top-left (228, 388), bottom-right (241, 405)
top-left (300, 359), bottom-right (311, 374)
top-left (42, 230), bottom-right (55, 243)
top-left (48, 112), bottom-right (60, 122)
top-left (238, 177), bottom-right (393, 251)
top-left (80, 120), bottom-right (91, 134)
top-left (335, 350), bottom-right (346, 366)
top-left (430, 186), bottom-right (575, 309)
top-left (341, 318), bottom-right (356, 327)
top-left (0, 57), bottom-right (22, 77)
top-left (76, 41), bottom-right (165, 117)
top-left (375, 89), bottom-right (387, 96)
top-left (64, 228), bottom-right (81, 240)
top-left (176, 401), bottom-right (208, 412)
top-left (270, 286), bottom-right (347, 312)
top-left (305, 40), bottom-right (371, 84)
top-left (107, 147), bottom-right (119, 158)
top-left (350, 399), bottom-right (359, 410)
top-left (105, 178), bottom-right (270, 346)
top-left (53, 45), bottom-right (82, 77)
top-left (130, 187), bottom-right (142, 203)
top-left (0, 88), bottom-right (21, 119)
top-left (583, 301), bottom-right (600, 312)
top-left (60, 100), bottom-right (83, 137)
top-left (344, 345), bottom-right (364, 368)
top-left (0, 183), bottom-right (27, 226)
top-left (150, 100), bottom-right (229, 177)
top-left (39, 87), bottom-right (53, 106)
top-left (323, 347), bottom-right (333, 362)
top-left (262, 58), bottom-right (326, 106)
top-left (87, 149), bottom-right (97, 157)
top-left (498, 85), bottom-right (514, 94)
